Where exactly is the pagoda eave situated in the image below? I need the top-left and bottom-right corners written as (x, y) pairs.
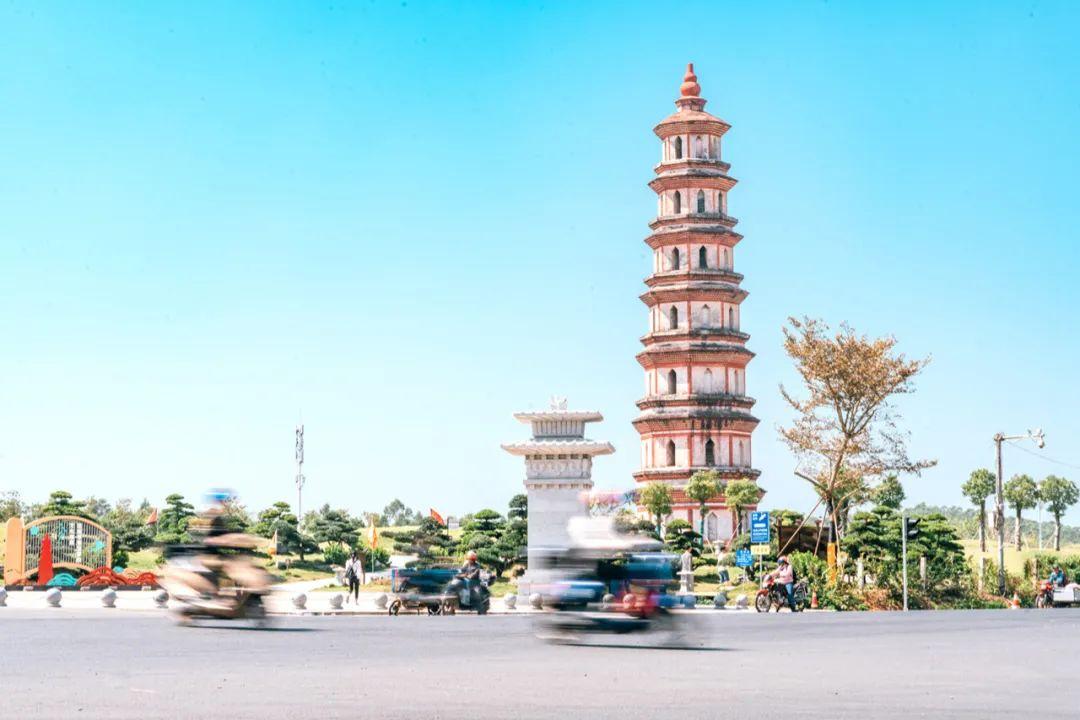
top-left (644, 269), bottom-right (744, 287)
top-left (636, 345), bottom-right (755, 367)
top-left (635, 393), bottom-right (757, 412)
top-left (639, 285), bottom-right (748, 305)
top-left (654, 158), bottom-right (731, 175)
top-left (649, 175), bottom-right (737, 194)
top-left (633, 466), bottom-right (761, 485)
top-left (653, 117), bottom-right (732, 138)
top-left (500, 440), bottom-right (615, 457)
top-left (640, 328), bottom-right (751, 346)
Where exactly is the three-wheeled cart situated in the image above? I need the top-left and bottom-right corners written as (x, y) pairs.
top-left (387, 567), bottom-right (458, 615)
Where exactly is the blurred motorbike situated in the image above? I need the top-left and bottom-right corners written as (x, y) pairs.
top-left (533, 517), bottom-right (690, 646)
top-left (160, 533), bottom-right (274, 626)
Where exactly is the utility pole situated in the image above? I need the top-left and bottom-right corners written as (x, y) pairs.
top-left (993, 428), bottom-right (1045, 596)
top-left (902, 510), bottom-right (909, 612)
top-left (295, 424), bottom-right (306, 561)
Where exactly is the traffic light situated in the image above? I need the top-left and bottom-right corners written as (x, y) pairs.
top-left (904, 517), bottom-right (921, 540)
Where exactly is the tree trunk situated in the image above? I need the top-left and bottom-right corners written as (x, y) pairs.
top-left (699, 506), bottom-right (706, 551)
top-left (1014, 510), bottom-right (1023, 551)
top-left (731, 509), bottom-right (740, 539)
top-left (1054, 515), bottom-right (1062, 552)
top-left (978, 503), bottom-right (986, 553)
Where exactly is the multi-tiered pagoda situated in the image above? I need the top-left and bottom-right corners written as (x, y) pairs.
top-left (633, 64), bottom-right (761, 543)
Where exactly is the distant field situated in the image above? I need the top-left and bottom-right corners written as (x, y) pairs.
top-left (961, 538), bottom-right (1080, 574)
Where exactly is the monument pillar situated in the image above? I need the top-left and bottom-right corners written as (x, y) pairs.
top-left (502, 398), bottom-right (614, 592)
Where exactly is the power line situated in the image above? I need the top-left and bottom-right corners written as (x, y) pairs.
top-left (1006, 439), bottom-right (1080, 471)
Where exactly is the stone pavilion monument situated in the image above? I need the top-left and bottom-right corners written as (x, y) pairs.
top-left (502, 398), bottom-right (614, 588)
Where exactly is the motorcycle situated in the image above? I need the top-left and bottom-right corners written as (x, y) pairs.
top-left (444, 571), bottom-right (491, 615)
top-left (755, 576), bottom-right (808, 613)
top-left (533, 517), bottom-right (692, 647)
top-left (160, 535), bottom-right (274, 626)
top-left (1036, 581), bottom-right (1055, 609)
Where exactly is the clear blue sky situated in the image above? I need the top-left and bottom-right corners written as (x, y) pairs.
top-left (2, 1), bottom-right (1079, 524)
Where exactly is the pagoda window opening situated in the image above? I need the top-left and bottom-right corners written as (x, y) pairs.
top-left (723, 248), bottom-right (730, 269)
top-left (728, 307), bottom-right (736, 328)
top-left (673, 191), bottom-right (682, 214)
top-left (666, 369), bottom-right (677, 394)
top-left (703, 368), bottom-right (714, 392)
top-left (717, 192), bottom-right (723, 213)
top-left (671, 247), bottom-right (681, 270)
top-left (666, 440), bottom-right (676, 466)
top-left (698, 246), bottom-right (708, 268)
top-left (700, 304), bottom-right (711, 328)
top-left (696, 190), bottom-right (705, 213)
top-left (669, 305), bottom-right (679, 329)
top-left (674, 136), bottom-right (683, 159)
top-left (705, 439), bottom-right (716, 466)
top-left (693, 136), bottom-right (704, 158)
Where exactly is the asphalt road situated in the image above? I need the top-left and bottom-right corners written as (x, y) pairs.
top-left (2, 609), bottom-right (1077, 719)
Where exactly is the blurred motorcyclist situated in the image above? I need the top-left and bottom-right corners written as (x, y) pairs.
top-left (1049, 565), bottom-right (1067, 588)
top-left (766, 556), bottom-right (797, 612)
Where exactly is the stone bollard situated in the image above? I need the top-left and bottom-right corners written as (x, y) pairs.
top-left (45, 588), bottom-right (62, 608)
top-left (154, 590), bottom-right (169, 608)
top-left (292, 593), bottom-right (307, 610)
top-left (101, 588), bottom-right (117, 608)
top-left (328, 593), bottom-right (344, 610)
top-left (713, 591), bottom-right (728, 609)
top-left (374, 593), bottom-right (388, 609)
top-left (503, 594), bottom-right (517, 610)
top-left (601, 593), bottom-right (615, 609)
top-left (529, 592), bottom-right (543, 610)
top-left (734, 593), bottom-right (748, 609)
top-left (0, 587), bottom-right (7, 607)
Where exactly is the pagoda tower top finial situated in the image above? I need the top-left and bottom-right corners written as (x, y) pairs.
top-left (674, 63), bottom-right (707, 112)
top-left (680, 63), bottom-right (700, 97)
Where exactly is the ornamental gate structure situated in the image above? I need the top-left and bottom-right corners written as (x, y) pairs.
top-left (3, 516), bottom-right (112, 584)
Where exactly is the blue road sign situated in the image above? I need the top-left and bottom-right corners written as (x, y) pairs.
top-left (750, 511), bottom-right (771, 544)
top-left (735, 548), bottom-right (753, 567)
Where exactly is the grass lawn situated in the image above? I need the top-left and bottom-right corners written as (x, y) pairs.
top-left (961, 539), bottom-right (1080, 575)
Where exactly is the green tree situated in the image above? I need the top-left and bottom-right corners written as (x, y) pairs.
top-left (1039, 475), bottom-right (1079, 551)
top-left (381, 499), bottom-right (422, 527)
top-left (460, 509), bottom-right (521, 578)
top-left (392, 517), bottom-right (453, 567)
top-left (0, 491), bottom-right (25, 522)
top-left (37, 490), bottom-right (95, 520)
top-left (508, 494), bottom-right (527, 521)
top-left (304, 504), bottom-right (360, 550)
top-left (1003, 474), bottom-right (1039, 550)
top-left (873, 474), bottom-right (905, 510)
top-left (663, 518), bottom-right (701, 556)
top-left (961, 469), bottom-right (996, 553)
top-left (103, 499), bottom-right (155, 568)
top-left (725, 479), bottom-right (760, 538)
top-left (253, 501), bottom-right (303, 553)
top-left (155, 493), bottom-right (196, 543)
top-left (684, 470), bottom-right (720, 549)
top-left (846, 507), bottom-right (966, 598)
top-left (639, 482), bottom-right (673, 536)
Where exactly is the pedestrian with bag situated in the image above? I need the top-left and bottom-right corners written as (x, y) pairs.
top-left (344, 551), bottom-right (364, 604)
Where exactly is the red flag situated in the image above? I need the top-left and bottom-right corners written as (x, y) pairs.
top-left (145, 508), bottom-right (158, 525)
top-left (38, 533), bottom-right (54, 586)
top-left (430, 508), bottom-right (446, 526)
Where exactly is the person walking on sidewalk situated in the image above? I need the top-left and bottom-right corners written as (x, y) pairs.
top-left (344, 552), bottom-right (365, 604)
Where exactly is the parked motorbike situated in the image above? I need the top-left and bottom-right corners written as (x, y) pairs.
top-left (755, 576), bottom-right (808, 613)
top-left (160, 535), bottom-right (274, 626)
top-left (1036, 581), bottom-right (1055, 609)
